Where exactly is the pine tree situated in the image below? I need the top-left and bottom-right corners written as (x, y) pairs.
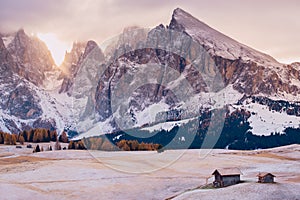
top-left (28, 129), bottom-right (34, 142)
top-left (35, 144), bottom-right (40, 152)
top-left (47, 129), bottom-right (51, 142)
top-left (22, 130), bottom-right (28, 142)
top-left (0, 132), bottom-right (4, 144)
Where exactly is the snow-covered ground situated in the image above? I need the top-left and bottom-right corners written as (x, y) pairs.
top-left (141, 118), bottom-right (193, 132)
top-left (233, 102), bottom-right (300, 136)
top-left (174, 181), bottom-right (300, 200)
top-left (0, 144), bottom-right (299, 200)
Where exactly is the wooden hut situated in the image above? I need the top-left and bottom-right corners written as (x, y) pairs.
top-left (257, 173), bottom-right (275, 183)
top-left (212, 168), bottom-right (242, 187)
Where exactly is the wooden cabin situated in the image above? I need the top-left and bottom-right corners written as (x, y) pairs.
top-left (212, 168), bottom-right (241, 187)
top-left (257, 173), bottom-right (275, 183)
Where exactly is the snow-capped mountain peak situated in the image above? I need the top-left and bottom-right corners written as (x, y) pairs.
top-left (6, 29), bottom-right (56, 86)
top-left (170, 8), bottom-right (280, 68)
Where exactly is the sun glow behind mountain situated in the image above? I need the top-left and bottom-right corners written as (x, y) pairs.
top-left (37, 33), bottom-right (71, 66)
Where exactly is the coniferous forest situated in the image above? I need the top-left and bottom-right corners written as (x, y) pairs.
top-left (1, 108), bottom-right (299, 151)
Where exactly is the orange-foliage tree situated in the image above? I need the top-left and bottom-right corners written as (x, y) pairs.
top-left (1, 133), bottom-right (17, 145)
top-left (59, 131), bottom-right (69, 143)
top-left (68, 140), bottom-right (86, 150)
top-left (116, 140), bottom-right (162, 151)
top-left (0, 128), bottom-right (61, 145)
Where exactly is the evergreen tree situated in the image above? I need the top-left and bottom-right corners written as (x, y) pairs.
top-left (35, 144), bottom-right (40, 153)
top-left (28, 129), bottom-right (34, 142)
top-left (22, 130), bottom-right (28, 142)
top-left (0, 132), bottom-right (4, 144)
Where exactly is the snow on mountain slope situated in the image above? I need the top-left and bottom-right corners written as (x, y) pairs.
top-left (170, 8), bottom-right (281, 69)
top-left (72, 117), bottom-right (114, 140)
top-left (140, 118), bottom-right (194, 132)
top-left (6, 29), bottom-right (56, 86)
top-left (133, 102), bottom-right (171, 127)
top-left (0, 30), bottom-right (107, 135)
top-left (43, 69), bottom-right (64, 91)
top-left (0, 71), bottom-right (89, 135)
top-left (170, 8), bottom-right (300, 100)
top-left (0, 117), bottom-right (11, 133)
top-left (181, 84), bottom-right (243, 113)
top-left (89, 8), bottom-right (300, 139)
top-left (232, 101), bottom-right (300, 136)
top-left (2, 35), bottom-right (14, 48)
top-left (291, 62), bottom-right (300, 70)
top-left (0, 32), bottom-right (70, 134)
top-left (0, 74), bottom-right (66, 133)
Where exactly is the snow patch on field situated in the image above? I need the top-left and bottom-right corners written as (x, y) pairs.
top-left (0, 144), bottom-right (299, 200)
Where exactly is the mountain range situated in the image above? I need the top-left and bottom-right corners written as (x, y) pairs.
top-left (0, 8), bottom-right (299, 149)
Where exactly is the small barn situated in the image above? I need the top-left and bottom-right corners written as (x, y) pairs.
top-left (257, 173), bottom-right (275, 183)
top-left (212, 168), bottom-right (242, 187)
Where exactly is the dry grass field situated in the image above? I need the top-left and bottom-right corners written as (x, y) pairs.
top-left (0, 144), bottom-right (299, 200)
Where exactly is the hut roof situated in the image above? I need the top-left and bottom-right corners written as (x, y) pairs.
top-left (257, 172), bottom-right (276, 177)
top-left (212, 168), bottom-right (242, 176)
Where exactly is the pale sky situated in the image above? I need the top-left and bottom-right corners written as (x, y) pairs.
top-left (0, 0), bottom-right (299, 65)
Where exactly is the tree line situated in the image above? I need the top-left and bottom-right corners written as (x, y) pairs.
top-left (76, 136), bottom-right (162, 151)
top-left (100, 107), bottom-right (300, 150)
top-left (116, 139), bottom-right (162, 151)
top-left (0, 128), bottom-right (69, 145)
